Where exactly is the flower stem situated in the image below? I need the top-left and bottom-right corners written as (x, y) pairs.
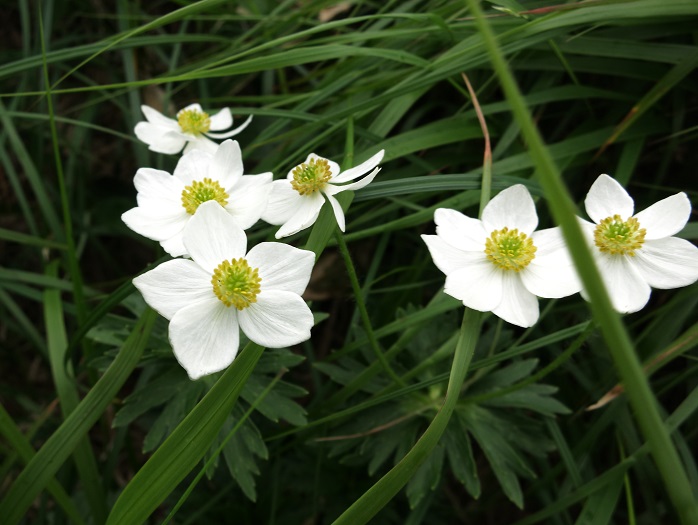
top-left (332, 308), bottom-right (481, 524)
top-left (334, 229), bottom-right (406, 388)
top-left (466, 1), bottom-right (698, 522)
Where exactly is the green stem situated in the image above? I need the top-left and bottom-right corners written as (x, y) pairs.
top-left (466, 1), bottom-right (698, 522)
top-left (332, 309), bottom-right (480, 524)
top-left (335, 229), bottom-right (406, 388)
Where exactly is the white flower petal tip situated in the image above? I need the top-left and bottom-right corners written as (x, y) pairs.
top-left (424, 186), bottom-right (579, 328)
top-left (124, 141), bottom-right (272, 249)
top-left (582, 174), bottom-right (698, 313)
top-left (134, 207), bottom-right (316, 380)
top-left (268, 150), bottom-right (385, 238)
top-left (134, 103), bottom-right (253, 154)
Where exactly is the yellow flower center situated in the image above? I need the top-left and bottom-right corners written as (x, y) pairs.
top-left (290, 158), bottom-right (332, 195)
top-left (177, 108), bottom-right (211, 135)
top-left (181, 178), bottom-right (229, 215)
top-left (211, 258), bottom-right (261, 310)
top-left (594, 214), bottom-right (646, 256)
top-left (485, 227), bottom-right (537, 272)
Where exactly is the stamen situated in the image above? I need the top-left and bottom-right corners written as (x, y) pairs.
top-left (177, 108), bottom-right (211, 135)
top-left (594, 215), bottom-right (646, 256)
top-left (181, 178), bottom-right (229, 214)
top-left (211, 258), bottom-right (262, 310)
top-left (290, 158), bottom-right (332, 195)
top-left (485, 227), bottom-right (537, 272)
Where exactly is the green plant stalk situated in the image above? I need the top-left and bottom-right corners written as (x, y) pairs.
top-left (335, 229), bottom-right (406, 387)
top-left (465, 1), bottom-right (698, 522)
top-left (332, 308), bottom-right (481, 524)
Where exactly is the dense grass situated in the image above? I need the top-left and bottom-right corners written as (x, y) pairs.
top-left (1, 1), bottom-right (697, 524)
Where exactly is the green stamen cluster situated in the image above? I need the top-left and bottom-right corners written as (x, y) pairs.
top-left (211, 258), bottom-right (262, 310)
top-left (290, 158), bottom-right (332, 195)
top-left (594, 214), bottom-right (646, 256)
top-left (485, 227), bottom-right (537, 272)
top-left (177, 108), bottom-right (211, 135)
top-left (181, 178), bottom-right (229, 215)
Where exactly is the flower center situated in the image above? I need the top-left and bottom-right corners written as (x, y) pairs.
top-left (211, 258), bottom-right (262, 310)
top-left (181, 178), bottom-right (229, 215)
top-left (485, 227), bottom-right (537, 272)
top-left (594, 214), bottom-right (646, 256)
top-left (290, 158), bottom-right (332, 195)
top-left (177, 108), bottom-right (211, 135)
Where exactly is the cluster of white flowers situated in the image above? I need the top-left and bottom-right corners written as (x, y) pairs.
top-left (125, 103), bottom-right (385, 379)
top-left (125, 101), bottom-right (698, 377)
top-left (424, 176), bottom-right (698, 327)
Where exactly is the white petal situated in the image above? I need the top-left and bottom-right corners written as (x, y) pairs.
top-left (633, 237), bottom-right (698, 289)
top-left (121, 206), bottom-right (189, 243)
top-left (134, 122), bottom-right (167, 146)
top-left (225, 173), bottom-right (273, 230)
top-left (179, 103), bottom-right (203, 114)
top-left (173, 150), bottom-right (213, 186)
top-left (211, 139), bottom-right (243, 189)
top-left (585, 174), bottom-right (634, 224)
top-left (593, 253), bottom-right (651, 313)
top-left (444, 261), bottom-right (503, 312)
top-left (325, 193), bottom-right (345, 231)
top-left (492, 272), bottom-right (540, 328)
top-left (522, 228), bottom-right (581, 298)
top-left (482, 185), bottom-right (538, 235)
top-left (141, 105), bottom-right (177, 128)
top-left (133, 168), bottom-right (183, 206)
top-left (331, 150), bottom-right (385, 183)
top-left (325, 168), bottom-right (380, 194)
top-left (160, 235), bottom-right (187, 258)
top-left (183, 136), bottom-right (219, 154)
top-left (237, 290), bottom-right (313, 348)
top-left (169, 297), bottom-right (240, 380)
top-left (206, 114), bottom-right (253, 139)
top-left (422, 234), bottom-right (485, 275)
top-left (633, 193), bottom-right (691, 240)
top-left (148, 130), bottom-right (188, 155)
top-left (433, 208), bottom-right (487, 252)
top-left (262, 180), bottom-right (302, 225)
top-left (133, 259), bottom-right (212, 320)
top-left (184, 201), bottom-right (247, 273)
top-left (273, 193), bottom-right (325, 239)
top-left (245, 243), bottom-right (315, 295)
top-left (208, 107), bottom-right (232, 131)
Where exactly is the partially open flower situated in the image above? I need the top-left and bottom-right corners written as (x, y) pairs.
top-left (122, 140), bottom-right (272, 256)
top-left (262, 150), bottom-right (384, 238)
top-left (134, 103), bottom-right (252, 154)
top-left (580, 174), bottom-right (698, 313)
top-left (133, 201), bottom-right (315, 380)
top-left (422, 185), bottom-right (581, 328)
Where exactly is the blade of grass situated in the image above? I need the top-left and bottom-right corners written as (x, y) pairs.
top-left (44, 261), bottom-right (106, 523)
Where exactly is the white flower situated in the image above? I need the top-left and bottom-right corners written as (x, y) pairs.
top-left (122, 139), bottom-right (272, 257)
top-left (580, 174), bottom-right (698, 313)
top-left (134, 103), bottom-right (253, 154)
top-left (133, 201), bottom-right (315, 380)
top-left (422, 185), bottom-right (581, 328)
top-left (262, 150), bottom-right (385, 238)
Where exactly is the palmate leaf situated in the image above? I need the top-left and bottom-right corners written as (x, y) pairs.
top-left (112, 347), bottom-right (307, 500)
